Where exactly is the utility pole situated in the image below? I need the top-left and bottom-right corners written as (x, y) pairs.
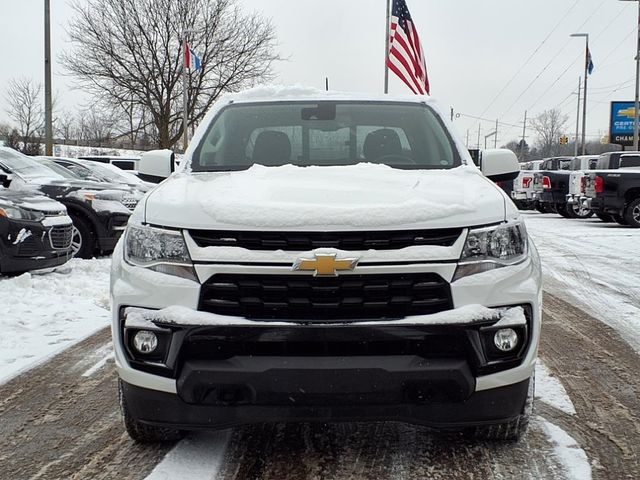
top-left (520, 110), bottom-right (527, 161)
top-left (571, 33), bottom-right (589, 155)
top-left (619, 0), bottom-right (640, 150)
top-left (494, 118), bottom-right (499, 148)
top-left (635, 1), bottom-right (640, 150)
top-left (451, 107), bottom-right (454, 122)
top-left (44, 0), bottom-right (53, 156)
top-left (477, 124), bottom-right (481, 150)
top-left (574, 77), bottom-right (582, 158)
top-left (325, 77), bottom-right (329, 91)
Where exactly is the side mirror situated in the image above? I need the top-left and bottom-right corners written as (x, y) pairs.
top-left (479, 149), bottom-right (520, 182)
top-left (138, 150), bottom-right (175, 184)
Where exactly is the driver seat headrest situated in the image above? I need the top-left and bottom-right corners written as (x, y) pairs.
top-left (363, 128), bottom-right (403, 162)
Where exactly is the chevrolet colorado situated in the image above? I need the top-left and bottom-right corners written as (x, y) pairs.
top-left (111, 88), bottom-right (542, 443)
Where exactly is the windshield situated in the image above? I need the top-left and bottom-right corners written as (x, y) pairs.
top-left (0, 149), bottom-right (65, 181)
top-left (192, 101), bottom-right (461, 171)
top-left (79, 160), bottom-right (141, 184)
top-left (37, 160), bottom-right (82, 179)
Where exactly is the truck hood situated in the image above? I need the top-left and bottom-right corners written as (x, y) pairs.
top-left (144, 164), bottom-right (507, 230)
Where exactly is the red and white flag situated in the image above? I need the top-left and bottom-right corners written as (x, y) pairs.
top-left (387, 0), bottom-right (430, 95)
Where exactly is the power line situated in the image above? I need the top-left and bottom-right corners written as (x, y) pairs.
top-left (499, 0), bottom-right (608, 119)
top-left (478, 0), bottom-right (581, 118)
top-left (519, 10), bottom-right (633, 119)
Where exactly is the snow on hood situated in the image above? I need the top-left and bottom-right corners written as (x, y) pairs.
top-left (144, 163), bottom-right (506, 230)
top-left (0, 188), bottom-right (66, 213)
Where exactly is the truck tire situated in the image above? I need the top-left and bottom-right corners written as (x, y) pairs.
top-left (557, 204), bottom-right (571, 218)
top-left (118, 380), bottom-right (184, 443)
top-left (535, 203), bottom-right (546, 214)
top-left (612, 214), bottom-right (629, 226)
top-left (624, 198), bottom-right (640, 228)
top-left (467, 374), bottom-right (534, 442)
top-left (596, 213), bottom-right (614, 223)
top-left (566, 202), bottom-right (594, 219)
top-left (69, 213), bottom-right (95, 259)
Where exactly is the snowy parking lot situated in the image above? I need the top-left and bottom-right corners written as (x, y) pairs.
top-left (0, 212), bottom-right (639, 479)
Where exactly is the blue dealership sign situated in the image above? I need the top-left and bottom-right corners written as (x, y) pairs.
top-left (610, 101), bottom-right (637, 146)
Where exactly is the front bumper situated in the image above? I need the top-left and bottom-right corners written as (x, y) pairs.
top-left (111, 234), bottom-right (541, 405)
top-left (0, 217), bottom-right (73, 274)
top-left (121, 377), bottom-right (531, 430)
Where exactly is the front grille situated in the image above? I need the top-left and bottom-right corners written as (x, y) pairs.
top-left (199, 273), bottom-right (453, 321)
top-left (189, 228), bottom-right (462, 251)
top-left (122, 195), bottom-right (138, 211)
top-left (16, 237), bottom-right (39, 257)
top-left (49, 225), bottom-right (73, 249)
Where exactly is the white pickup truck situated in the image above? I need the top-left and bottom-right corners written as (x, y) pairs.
top-left (565, 155), bottom-right (599, 218)
top-left (111, 87), bottom-right (541, 443)
top-left (511, 160), bottom-right (543, 210)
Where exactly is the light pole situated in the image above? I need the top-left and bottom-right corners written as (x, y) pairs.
top-left (44, 0), bottom-right (53, 156)
top-left (571, 33), bottom-right (589, 155)
top-left (619, 0), bottom-right (640, 151)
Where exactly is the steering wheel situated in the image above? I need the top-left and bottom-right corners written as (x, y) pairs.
top-left (374, 154), bottom-right (417, 165)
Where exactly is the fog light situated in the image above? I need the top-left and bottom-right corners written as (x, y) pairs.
top-left (494, 328), bottom-right (519, 352)
top-left (133, 330), bottom-right (158, 354)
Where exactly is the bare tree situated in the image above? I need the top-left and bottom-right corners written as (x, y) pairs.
top-left (530, 109), bottom-right (569, 157)
top-left (62, 0), bottom-right (279, 150)
top-left (4, 78), bottom-right (44, 153)
top-left (56, 110), bottom-right (78, 144)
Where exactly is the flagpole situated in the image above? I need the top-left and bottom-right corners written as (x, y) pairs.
top-left (582, 36), bottom-right (589, 155)
top-left (384, 0), bottom-right (391, 94)
top-left (183, 36), bottom-right (189, 153)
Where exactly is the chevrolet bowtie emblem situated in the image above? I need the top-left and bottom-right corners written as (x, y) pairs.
top-left (293, 253), bottom-right (359, 276)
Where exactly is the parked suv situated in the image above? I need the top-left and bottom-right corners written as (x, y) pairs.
top-left (0, 148), bottom-right (141, 258)
top-left (111, 88), bottom-right (541, 443)
top-left (0, 188), bottom-right (73, 274)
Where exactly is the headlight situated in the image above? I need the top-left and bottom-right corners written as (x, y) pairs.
top-left (0, 205), bottom-right (45, 222)
top-left (124, 223), bottom-right (197, 281)
top-left (454, 221), bottom-right (528, 281)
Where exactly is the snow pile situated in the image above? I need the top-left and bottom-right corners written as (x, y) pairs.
top-left (540, 418), bottom-right (592, 480)
top-left (197, 163), bottom-right (479, 228)
top-left (52, 144), bottom-right (143, 159)
top-left (126, 304), bottom-right (524, 328)
top-left (535, 361), bottom-right (576, 415)
top-left (0, 258), bottom-right (111, 384)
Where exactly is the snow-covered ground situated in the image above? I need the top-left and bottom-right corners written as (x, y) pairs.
top-left (2, 211), bottom-right (636, 477)
top-left (523, 212), bottom-right (640, 353)
top-left (0, 258), bottom-right (111, 384)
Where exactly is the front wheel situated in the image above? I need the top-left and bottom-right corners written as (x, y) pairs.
top-left (624, 198), bottom-right (640, 228)
top-left (69, 213), bottom-right (95, 259)
top-left (118, 380), bottom-right (184, 443)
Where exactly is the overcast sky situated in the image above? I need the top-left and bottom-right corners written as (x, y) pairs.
top-left (1, 0), bottom-right (638, 148)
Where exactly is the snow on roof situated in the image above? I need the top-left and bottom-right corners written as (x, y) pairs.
top-left (219, 84), bottom-right (437, 105)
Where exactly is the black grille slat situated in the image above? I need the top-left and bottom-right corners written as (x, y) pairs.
top-left (16, 237), bottom-right (39, 257)
top-left (190, 229), bottom-right (462, 251)
top-left (199, 273), bottom-right (453, 321)
top-left (49, 225), bottom-right (73, 250)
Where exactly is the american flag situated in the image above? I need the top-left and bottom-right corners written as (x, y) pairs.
top-left (387, 0), bottom-right (430, 95)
